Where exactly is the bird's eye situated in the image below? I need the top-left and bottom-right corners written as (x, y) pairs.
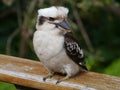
top-left (49, 17), bottom-right (55, 21)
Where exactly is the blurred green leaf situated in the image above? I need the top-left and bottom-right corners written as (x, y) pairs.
top-left (0, 82), bottom-right (16, 90)
top-left (104, 58), bottom-right (120, 76)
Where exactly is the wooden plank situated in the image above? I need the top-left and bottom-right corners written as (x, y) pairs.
top-left (0, 54), bottom-right (120, 90)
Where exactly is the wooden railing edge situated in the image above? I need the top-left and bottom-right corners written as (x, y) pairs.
top-left (0, 54), bottom-right (120, 90)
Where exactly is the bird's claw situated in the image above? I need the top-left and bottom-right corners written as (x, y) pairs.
top-left (56, 79), bottom-right (61, 84)
top-left (43, 77), bottom-right (47, 81)
top-left (56, 75), bottom-right (70, 84)
top-left (43, 72), bottom-right (54, 82)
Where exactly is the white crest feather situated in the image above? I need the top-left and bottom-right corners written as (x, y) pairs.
top-left (38, 6), bottom-right (69, 17)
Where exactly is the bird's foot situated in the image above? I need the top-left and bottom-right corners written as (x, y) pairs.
top-left (43, 72), bottom-right (54, 81)
top-left (56, 75), bottom-right (70, 84)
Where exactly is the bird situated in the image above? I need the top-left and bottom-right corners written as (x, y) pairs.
top-left (33, 6), bottom-right (87, 84)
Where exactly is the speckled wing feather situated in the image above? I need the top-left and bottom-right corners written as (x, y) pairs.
top-left (64, 32), bottom-right (87, 70)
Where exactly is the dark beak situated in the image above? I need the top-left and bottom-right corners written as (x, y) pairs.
top-left (54, 20), bottom-right (71, 30)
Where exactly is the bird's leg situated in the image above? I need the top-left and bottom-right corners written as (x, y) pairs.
top-left (56, 75), bottom-right (70, 84)
top-left (43, 72), bottom-right (54, 81)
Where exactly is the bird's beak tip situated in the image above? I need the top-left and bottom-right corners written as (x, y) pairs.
top-left (54, 20), bottom-right (71, 31)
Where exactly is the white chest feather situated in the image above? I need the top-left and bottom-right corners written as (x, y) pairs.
top-left (33, 30), bottom-right (64, 61)
top-left (33, 30), bottom-right (80, 76)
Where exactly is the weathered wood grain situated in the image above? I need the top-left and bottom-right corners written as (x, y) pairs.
top-left (0, 54), bottom-right (120, 90)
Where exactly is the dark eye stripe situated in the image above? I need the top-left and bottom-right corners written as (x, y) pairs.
top-left (38, 16), bottom-right (46, 25)
top-left (49, 17), bottom-right (55, 21)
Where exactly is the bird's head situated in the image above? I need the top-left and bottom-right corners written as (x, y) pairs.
top-left (36, 6), bottom-right (71, 32)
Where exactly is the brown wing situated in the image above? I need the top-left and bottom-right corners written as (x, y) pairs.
top-left (64, 32), bottom-right (87, 70)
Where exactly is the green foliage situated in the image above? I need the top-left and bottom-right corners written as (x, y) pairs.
top-left (0, 82), bottom-right (16, 90)
top-left (104, 58), bottom-right (120, 76)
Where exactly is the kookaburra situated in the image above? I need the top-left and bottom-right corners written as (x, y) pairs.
top-left (33, 6), bottom-right (87, 84)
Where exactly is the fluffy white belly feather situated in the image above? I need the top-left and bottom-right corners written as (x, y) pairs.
top-left (33, 30), bottom-right (80, 75)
